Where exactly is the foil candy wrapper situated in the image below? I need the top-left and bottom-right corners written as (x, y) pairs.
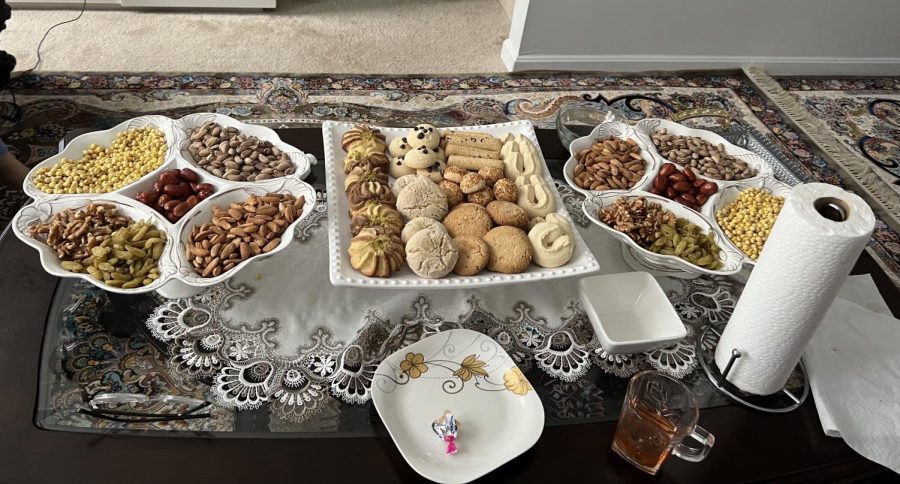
top-left (432, 409), bottom-right (459, 454)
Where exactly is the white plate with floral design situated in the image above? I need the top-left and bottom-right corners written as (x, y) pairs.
top-left (372, 328), bottom-right (544, 484)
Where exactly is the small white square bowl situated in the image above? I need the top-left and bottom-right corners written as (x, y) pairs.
top-left (578, 272), bottom-right (686, 354)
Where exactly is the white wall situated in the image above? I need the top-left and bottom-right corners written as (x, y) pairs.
top-left (502, 0), bottom-right (900, 75)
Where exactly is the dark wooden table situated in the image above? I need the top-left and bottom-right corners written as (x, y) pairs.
top-left (0, 128), bottom-right (895, 483)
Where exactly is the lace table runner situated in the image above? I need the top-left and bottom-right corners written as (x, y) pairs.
top-left (143, 182), bottom-right (742, 428)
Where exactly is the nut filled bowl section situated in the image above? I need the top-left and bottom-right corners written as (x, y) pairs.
top-left (13, 113), bottom-right (318, 297)
top-left (563, 120), bottom-right (659, 198)
top-left (582, 190), bottom-right (745, 277)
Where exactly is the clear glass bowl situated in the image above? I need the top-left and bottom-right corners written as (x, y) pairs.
top-left (556, 101), bottom-right (611, 151)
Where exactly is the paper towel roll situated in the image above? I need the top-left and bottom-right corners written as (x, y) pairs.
top-left (715, 183), bottom-right (875, 395)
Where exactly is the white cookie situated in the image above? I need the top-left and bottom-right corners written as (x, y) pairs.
top-left (528, 213), bottom-right (574, 268)
top-left (388, 136), bottom-right (413, 157)
top-left (389, 155), bottom-right (417, 179)
top-left (515, 174), bottom-right (556, 219)
top-left (403, 145), bottom-right (441, 169)
top-left (392, 174), bottom-right (431, 196)
top-left (417, 158), bottom-right (447, 183)
top-left (401, 216), bottom-right (447, 244)
top-left (406, 227), bottom-right (458, 279)
top-left (396, 177), bottom-right (449, 221)
top-left (405, 124), bottom-right (441, 149)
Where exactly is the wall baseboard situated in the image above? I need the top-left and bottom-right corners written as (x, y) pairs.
top-left (503, 51), bottom-right (900, 76)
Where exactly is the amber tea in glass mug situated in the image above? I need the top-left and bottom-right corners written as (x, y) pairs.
top-left (612, 371), bottom-right (715, 475)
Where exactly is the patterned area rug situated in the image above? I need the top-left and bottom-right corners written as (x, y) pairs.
top-left (777, 77), bottom-right (900, 193)
top-left (3, 71), bottom-right (898, 282)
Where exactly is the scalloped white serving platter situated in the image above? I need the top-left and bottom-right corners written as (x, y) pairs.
top-left (13, 114), bottom-right (317, 296)
top-left (323, 120), bottom-right (600, 288)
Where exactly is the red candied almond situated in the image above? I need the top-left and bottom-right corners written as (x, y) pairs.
top-left (179, 168), bottom-right (200, 182)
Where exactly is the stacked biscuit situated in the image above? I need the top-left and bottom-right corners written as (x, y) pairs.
top-left (343, 123), bottom-right (577, 279)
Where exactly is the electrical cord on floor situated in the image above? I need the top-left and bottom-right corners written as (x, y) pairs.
top-left (15, 0), bottom-right (88, 78)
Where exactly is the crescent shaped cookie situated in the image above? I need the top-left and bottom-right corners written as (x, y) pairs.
top-left (528, 213), bottom-right (575, 268)
top-left (515, 174), bottom-right (556, 219)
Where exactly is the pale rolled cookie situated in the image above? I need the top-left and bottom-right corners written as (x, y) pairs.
top-left (401, 216), bottom-right (447, 244)
top-left (406, 228), bottom-right (458, 279)
top-left (447, 155), bottom-right (504, 172)
top-left (396, 178), bottom-right (449, 221)
top-left (445, 144), bottom-right (502, 160)
top-left (528, 213), bottom-right (575, 268)
top-left (516, 174), bottom-right (556, 219)
top-left (441, 131), bottom-right (503, 151)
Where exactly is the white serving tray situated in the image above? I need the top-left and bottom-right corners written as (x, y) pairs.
top-left (372, 329), bottom-right (544, 484)
top-left (582, 190), bottom-right (745, 277)
top-left (13, 114), bottom-right (317, 297)
top-left (323, 120), bottom-right (600, 288)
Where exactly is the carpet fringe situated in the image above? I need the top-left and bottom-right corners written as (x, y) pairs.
top-left (742, 66), bottom-right (900, 230)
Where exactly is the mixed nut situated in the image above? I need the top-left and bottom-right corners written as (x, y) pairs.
top-left (27, 203), bottom-right (165, 288)
top-left (649, 162), bottom-right (718, 210)
top-left (185, 192), bottom-right (306, 278)
top-left (32, 127), bottom-right (167, 194)
top-left (598, 196), bottom-right (724, 270)
top-left (187, 122), bottom-right (297, 182)
top-left (651, 129), bottom-right (756, 181)
top-left (135, 168), bottom-right (215, 223)
top-left (573, 136), bottom-right (646, 191)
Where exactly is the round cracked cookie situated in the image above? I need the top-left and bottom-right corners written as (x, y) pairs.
top-left (388, 136), bottom-right (413, 157)
top-left (392, 174), bottom-right (431, 196)
top-left (406, 124), bottom-right (441, 150)
top-left (406, 227), bottom-right (459, 279)
top-left (403, 145), bottom-right (441, 169)
top-left (401, 216), bottom-right (447, 244)
top-left (486, 200), bottom-right (529, 229)
top-left (438, 180), bottom-right (464, 208)
top-left (443, 203), bottom-right (493, 238)
top-left (483, 226), bottom-right (533, 274)
top-left (453, 235), bottom-right (490, 276)
top-left (396, 178), bottom-right (449, 221)
top-left (348, 227), bottom-right (405, 278)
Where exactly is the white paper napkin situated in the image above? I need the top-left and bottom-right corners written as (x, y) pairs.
top-left (805, 275), bottom-right (900, 473)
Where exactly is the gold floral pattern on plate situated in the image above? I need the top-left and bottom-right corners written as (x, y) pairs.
top-left (378, 350), bottom-right (531, 397)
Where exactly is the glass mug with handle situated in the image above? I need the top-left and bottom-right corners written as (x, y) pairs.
top-left (612, 370), bottom-right (715, 475)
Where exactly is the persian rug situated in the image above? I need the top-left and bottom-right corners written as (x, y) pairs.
top-left (3, 70), bottom-right (898, 282)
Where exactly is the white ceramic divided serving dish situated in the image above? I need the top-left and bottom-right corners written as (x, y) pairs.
top-left (582, 190), bottom-right (745, 277)
top-left (323, 120), bottom-right (600, 288)
top-left (702, 176), bottom-right (793, 266)
top-left (579, 272), bottom-right (686, 354)
top-left (562, 120), bottom-right (660, 198)
top-left (13, 114), bottom-right (317, 296)
top-left (372, 329), bottom-right (544, 484)
top-left (633, 118), bottom-right (774, 186)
